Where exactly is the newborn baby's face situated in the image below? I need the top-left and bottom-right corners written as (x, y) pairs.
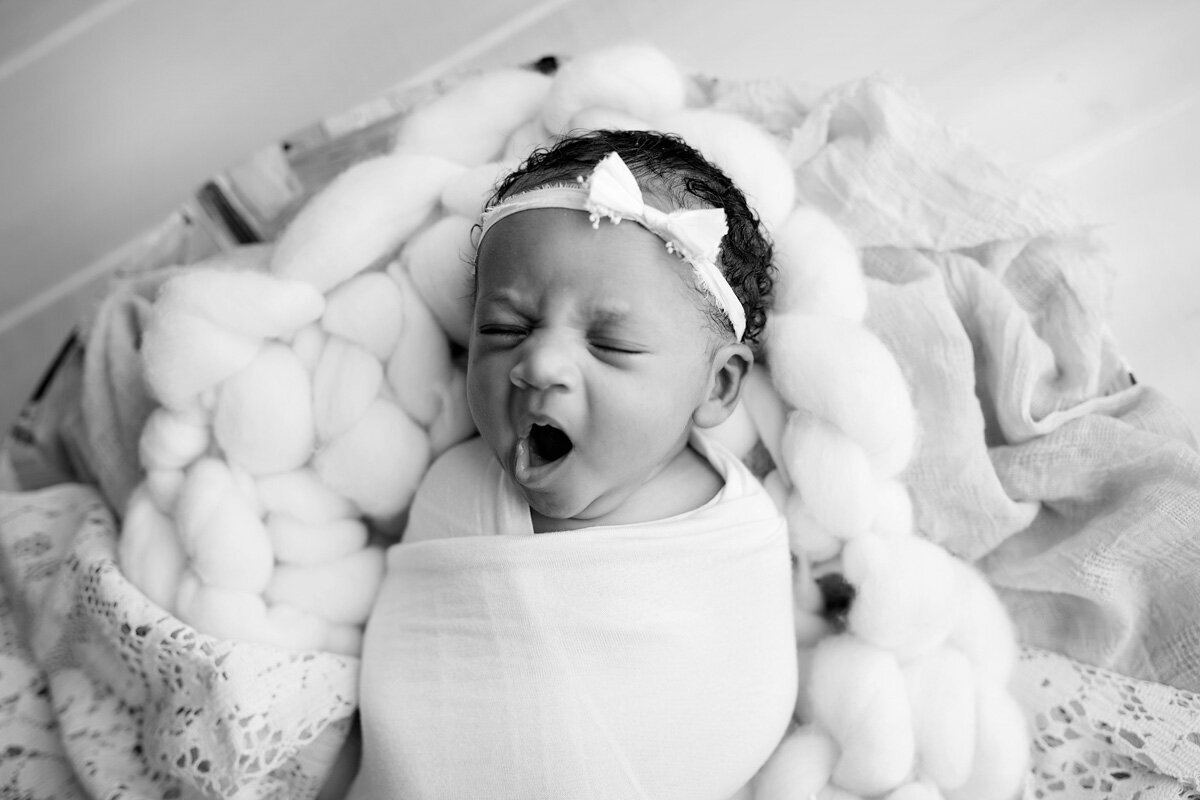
top-left (468, 207), bottom-right (719, 527)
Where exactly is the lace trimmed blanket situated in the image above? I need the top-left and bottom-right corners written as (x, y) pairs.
top-left (0, 485), bottom-right (356, 800)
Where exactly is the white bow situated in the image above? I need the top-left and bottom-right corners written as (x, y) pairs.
top-left (584, 153), bottom-right (746, 340)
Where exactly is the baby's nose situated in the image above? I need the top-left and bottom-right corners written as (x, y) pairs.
top-left (510, 336), bottom-right (577, 391)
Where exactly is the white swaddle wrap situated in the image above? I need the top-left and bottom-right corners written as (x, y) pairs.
top-left (351, 434), bottom-right (796, 800)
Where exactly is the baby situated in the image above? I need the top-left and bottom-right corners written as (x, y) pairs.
top-left (348, 131), bottom-right (798, 799)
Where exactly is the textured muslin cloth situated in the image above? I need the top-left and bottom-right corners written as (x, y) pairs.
top-left (772, 75), bottom-right (1200, 692)
top-left (350, 434), bottom-right (797, 800)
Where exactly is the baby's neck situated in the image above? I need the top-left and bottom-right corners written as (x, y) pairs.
top-left (530, 443), bottom-right (722, 533)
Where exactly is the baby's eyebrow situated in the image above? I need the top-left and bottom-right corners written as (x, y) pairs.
top-left (586, 306), bottom-right (650, 334)
top-left (588, 307), bottom-right (629, 325)
top-left (476, 289), bottom-right (522, 310)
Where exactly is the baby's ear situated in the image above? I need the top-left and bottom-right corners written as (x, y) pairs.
top-left (693, 343), bottom-right (753, 429)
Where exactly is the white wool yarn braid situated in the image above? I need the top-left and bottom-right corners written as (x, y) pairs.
top-left (126, 156), bottom-right (478, 654)
top-left (749, 173), bottom-right (1026, 800)
top-left (120, 43), bottom-right (1029, 798)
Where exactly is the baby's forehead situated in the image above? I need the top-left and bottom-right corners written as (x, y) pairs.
top-left (479, 284), bottom-right (642, 325)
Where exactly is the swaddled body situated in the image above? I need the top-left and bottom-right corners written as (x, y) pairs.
top-left (353, 435), bottom-right (795, 798)
top-left (350, 130), bottom-right (796, 798)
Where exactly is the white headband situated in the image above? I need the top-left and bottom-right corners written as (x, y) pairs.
top-left (477, 152), bottom-right (747, 341)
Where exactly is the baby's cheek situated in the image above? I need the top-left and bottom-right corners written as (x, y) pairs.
top-left (608, 397), bottom-right (673, 446)
top-left (465, 365), bottom-right (499, 434)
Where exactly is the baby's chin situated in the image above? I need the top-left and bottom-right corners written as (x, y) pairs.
top-left (519, 485), bottom-right (591, 530)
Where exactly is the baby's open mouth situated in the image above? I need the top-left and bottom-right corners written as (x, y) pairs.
top-left (528, 423), bottom-right (573, 467)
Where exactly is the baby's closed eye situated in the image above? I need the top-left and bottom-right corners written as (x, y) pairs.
top-left (477, 323), bottom-right (529, 341)
top-left (587, 337), bottom-right (647, 357)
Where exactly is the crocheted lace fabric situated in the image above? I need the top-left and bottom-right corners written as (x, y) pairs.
top-left (0, 484), bottom-right (358, 800)
top-left (1010, 648), bottom-right (1200, 797)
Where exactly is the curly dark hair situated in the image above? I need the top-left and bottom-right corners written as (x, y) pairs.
top-left (484, 129), bottom-right (775, 345)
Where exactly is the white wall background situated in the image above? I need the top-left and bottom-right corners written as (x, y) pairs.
top-left (3, 0), bottom-right (1199, 434)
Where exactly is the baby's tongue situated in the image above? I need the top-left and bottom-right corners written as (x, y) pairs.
top-left (513, 425), bottom-right (571, 481)
top-left (513, 435), bottom-right (553, 485)
top-left (514, 437), bottom-right (534, 483)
